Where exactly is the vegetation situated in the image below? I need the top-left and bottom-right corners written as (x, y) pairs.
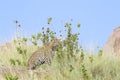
top-left (0, 18), bottom-right (120, 80)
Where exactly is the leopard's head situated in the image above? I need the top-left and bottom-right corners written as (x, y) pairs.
top-left (51, 39), bottom-right (60, 51)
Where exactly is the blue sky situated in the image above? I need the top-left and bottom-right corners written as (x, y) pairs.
top-left (0, 0), bottom-right (120, 48)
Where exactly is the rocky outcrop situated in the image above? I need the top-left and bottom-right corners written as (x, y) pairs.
top-left (0, 41), bottom-right (15, 51)
top-left (103, 26), bottom-right (120, 57)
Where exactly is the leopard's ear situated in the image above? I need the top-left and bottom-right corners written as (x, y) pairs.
top-left (50, 38), bottom-right (61, 42)
top-left (50, 39), bottom-right (52, 42)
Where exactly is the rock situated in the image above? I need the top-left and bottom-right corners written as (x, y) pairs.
top-left (0, 41), bottom-right (15, 51)
top-left (103, 26), bottom-right (120, 57)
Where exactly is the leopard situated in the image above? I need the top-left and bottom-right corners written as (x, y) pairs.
top-left (27, 39), bottom-right (60, 70)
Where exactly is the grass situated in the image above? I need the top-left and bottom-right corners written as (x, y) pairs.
top-left (0, 19), bottom-right (120, 80)
top-left (1, 43), bottom-right (120, 80)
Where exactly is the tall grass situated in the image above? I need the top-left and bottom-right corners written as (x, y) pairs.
top-left (0, 19), bottom-right (120, 80)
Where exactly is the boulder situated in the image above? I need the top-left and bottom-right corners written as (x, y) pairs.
top-left (103, 26), bottom-right (120, 57)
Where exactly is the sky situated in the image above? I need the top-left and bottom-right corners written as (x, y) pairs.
top-left (0, 0), bottom-right (120, 48)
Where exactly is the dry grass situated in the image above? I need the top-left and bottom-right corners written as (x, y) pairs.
top-left (0, 41), bottom-right (120, 80)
